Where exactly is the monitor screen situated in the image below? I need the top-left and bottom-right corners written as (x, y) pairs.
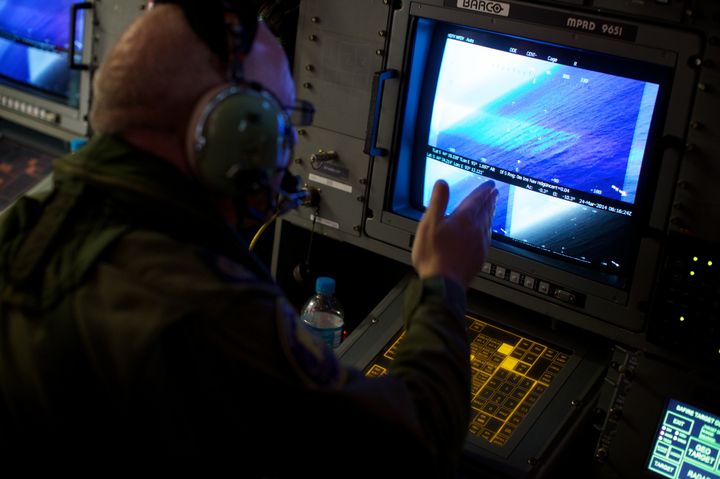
top-left (0, 0), bottom-right (84, 107)
top-left (646, 399), bottom-right (720, 479)
top-left (396, 20), bottom-right (671, 287)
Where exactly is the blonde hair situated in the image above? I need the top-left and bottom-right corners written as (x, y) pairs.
top-left (89, 5), bottom-right (225, 135)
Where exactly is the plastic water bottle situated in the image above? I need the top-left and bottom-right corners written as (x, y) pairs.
top-left (300, 277), bottom-right (345, 349)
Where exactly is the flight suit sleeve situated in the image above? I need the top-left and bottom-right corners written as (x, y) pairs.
top-left (390, 275), bottom-right (471, 472)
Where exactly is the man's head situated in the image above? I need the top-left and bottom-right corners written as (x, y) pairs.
top-left (90, 2), bottom-right (297, 204)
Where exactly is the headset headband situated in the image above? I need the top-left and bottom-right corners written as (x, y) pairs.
top-left (152, 0), bottom-right (259, 74)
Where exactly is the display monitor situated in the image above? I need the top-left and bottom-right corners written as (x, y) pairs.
top-left (646, 399), bottom-right (720, 479)
top-left (393, 18), bottom-right (671, 289)
top-left (0, 0), bottom-right (92, 138)
top-left (0, 0), bottom-right (84, 107)
top-left (361, 4), bottom-right (700, 332)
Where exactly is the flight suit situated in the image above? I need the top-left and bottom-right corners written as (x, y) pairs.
top-left (0, 135), bottom-right (470, 476)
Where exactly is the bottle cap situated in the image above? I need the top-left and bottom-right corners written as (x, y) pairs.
top-left (315, 276), bottom-right (336, 295)
top-left (69, 137), bottom-right (88, 153)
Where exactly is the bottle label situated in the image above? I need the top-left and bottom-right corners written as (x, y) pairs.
top-left (304, 312), bottom-right (344, 349)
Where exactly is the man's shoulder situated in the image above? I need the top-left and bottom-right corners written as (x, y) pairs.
top-left (101, 229), bottom-right (273, 294)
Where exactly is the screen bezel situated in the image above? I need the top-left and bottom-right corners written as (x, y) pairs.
top-left (391, 17), bottom-right (673, 289)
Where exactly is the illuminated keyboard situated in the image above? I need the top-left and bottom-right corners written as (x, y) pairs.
top-left (364, 316), bottom-right (571, 447)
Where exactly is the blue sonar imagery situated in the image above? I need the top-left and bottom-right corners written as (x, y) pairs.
top-left (430, 38), bottom-right (659, 205)
top-left (0, 0), bottom-right (83, 104)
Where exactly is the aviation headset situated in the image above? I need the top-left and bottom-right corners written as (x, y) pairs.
top-left (152, 0), bottom-right (298, 209)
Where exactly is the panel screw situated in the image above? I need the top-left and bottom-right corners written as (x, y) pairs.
top-left (357, 196), bottom-right (366, 202)
top-left (297, 129), bottom-right (307, 136)
top-left (378, 30), bottom-right (386, 37)
top-left (294, 158), bottom-right (303, 165)
top-left (308, 34), bottom-right (317, 41)
top-left (527, 457), bottom-right (538, 466)
top-left (596, 447), bottom-right (608, 462)
top-left (359, 178), bottom-right (368, 185)
top-left (311, 16), bottom-right (320, 23)
top-left (305, 64), bottom-right (315, 72)
top-left (376, 49), bottom-right (384, 56)
top-left (303, 82), bottom-right (312, 89)
top-left (353, 225), bottom-right (362, 232)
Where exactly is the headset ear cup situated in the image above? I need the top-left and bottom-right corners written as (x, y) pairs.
top-left (186, 83), bottom-right (232, 179)
top-left (186, 83), bottom-right (288, 197)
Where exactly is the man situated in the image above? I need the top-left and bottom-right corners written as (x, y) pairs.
top-left (0, 1), bottom-right (497, 475)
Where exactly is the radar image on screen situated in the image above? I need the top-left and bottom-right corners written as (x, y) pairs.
top-left (412, 25), bottom-right (668, 281)
top-left (0, 0), bottom-right (84, 106)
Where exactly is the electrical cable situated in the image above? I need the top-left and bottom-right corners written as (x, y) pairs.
top-left (248, 210), bottom-right (281, 252)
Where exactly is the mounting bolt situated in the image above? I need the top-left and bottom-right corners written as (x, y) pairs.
top-left (376, 49), bottom-right (384, 56)
top-left (596, 447), bottom-right (608, 462)
top-left (378, 30), bottom-right (386, 37)
top-left (308, 34), bottom-right (317, 42)
top-left (310, 16), bottom-right (320, 23)
top-left (571, 399), bottom-right (582, 408)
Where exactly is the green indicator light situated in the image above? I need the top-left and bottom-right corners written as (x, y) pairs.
top-left (709, 261), bottom-right (714, 267)
top-left (680, 316), bottom-right (685, 322)
top-left (690, 271), bottom-right (696, 276)
top-left (693, 256), bottom-right (699, 262)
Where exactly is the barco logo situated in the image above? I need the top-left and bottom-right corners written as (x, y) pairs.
top-left (457, 0), bottom-right (510, 17)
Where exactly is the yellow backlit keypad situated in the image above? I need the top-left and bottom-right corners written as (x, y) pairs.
top-left (364, 316), bottom-right (571, 446)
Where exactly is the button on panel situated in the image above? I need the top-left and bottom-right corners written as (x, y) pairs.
top-left (477, 262), bottom-right (585, 307)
